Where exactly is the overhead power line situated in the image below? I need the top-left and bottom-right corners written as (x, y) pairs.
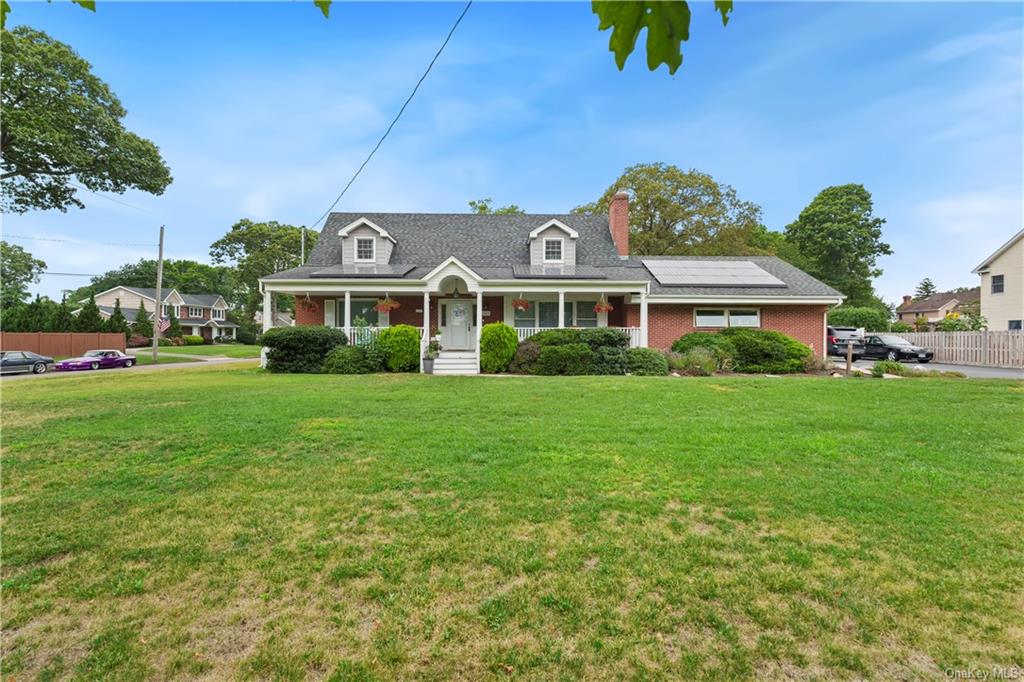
top-left (70, 181), bottom-right (154, 213)
top-left (3, 234), bottom-right (157, 248)
top-left (39, 271), bottom-right (102, 277)
top-left (308, 0), bottom-right (473, 229)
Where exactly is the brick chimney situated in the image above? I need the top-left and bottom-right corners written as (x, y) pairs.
top-left (609, 191), bottom-right (629, 257)
top-left (901, 295), bottom-right (913, 307)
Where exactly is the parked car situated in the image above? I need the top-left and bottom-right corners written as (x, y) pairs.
top-left (55, 349), bottom-right (136, 371)
top-left (827, 325), bottom-right (865, 360)
top-left (0, 351), bottom-right (54, 375)
top-left (862, 334), bottom-right (934, 363)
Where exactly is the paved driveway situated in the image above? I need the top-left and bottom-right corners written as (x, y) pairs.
top-left (844, 358), bottom-right (1024, 380)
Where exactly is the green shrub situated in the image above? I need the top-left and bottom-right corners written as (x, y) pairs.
top-left (262, 325), bottom-right (349, 373)
top-left (323, 345), bottom-right (373, 374)
top-left (671, 348), bottom-right (719, 376)
top-left (593, 346), bottom-right (627, 375)
top-left (718, 328), bottom-right (811, 374)
top-left (578, 327), bottom-right (630, 350)
top-left (480, 323), bottom-right (518, 373)
top-left (182, 335), bottom-right (204, 346)
top-left (528, 328), bottom-right (583, 347)
top-left (362, 338), bottom-right (388, 372)
top-left (671, 332), bottom-right (737, 365)
top-left (871, 360), bottom-right (907, 377)
top-left (625, 347), bottom-right (668, 376)
top-left (889, 321), bottom-right (913, 332)
top-left (827, 306), bottom-right (890, 332)
top-left (536, 343), bottom-right (594, 375)
top-left (509, 340), bottom-right (540, 374)
top-left (237, 328), bottom-right (257, 344)
top-left (378, 324), bottom-right (421, 372)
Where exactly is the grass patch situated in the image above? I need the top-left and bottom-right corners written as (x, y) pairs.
top-left (2, 368), bottom-right (1022, 679)
top-left (131, 353), bottom-right (201, 365)
top-left (157, 344), bottom-right (262, 358)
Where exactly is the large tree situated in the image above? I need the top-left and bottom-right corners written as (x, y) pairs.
top-left (468, 198), bottom-right (524, 215)
top-left (784, 184), bottom-right (891, 307)
top-left (0, 240), bottom-right (45, 313)
top-left (69, 258), bottom-right (238, 305)
top-left (133, 301), bottom-right (153, 339)
top-left (0, 26), bottom-right (172, 213)
top-left (210, 220), bottom-right (319, 318)
top-left (914, 278), bottom-right (937, 301)
top-left (573, 163), bottom-right (767, 256)
top-left (73, 293), bottom-right (104, 332)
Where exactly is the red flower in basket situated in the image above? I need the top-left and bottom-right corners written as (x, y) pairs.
top-left (594, 300), bottom-right (614, 314)
top-left (374, 297), bottom-right (400, 313)
top-left (512, 298), bottom-right (530, 312)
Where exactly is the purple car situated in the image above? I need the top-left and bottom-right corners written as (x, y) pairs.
top-left (55, 349), bottom-right (136, 371)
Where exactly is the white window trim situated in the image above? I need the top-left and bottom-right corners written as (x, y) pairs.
top-left (188, 306), bottom-right (203, 318)
top-left (542, 238), bottom-right (564, 264)
top-left (212, 308), bottom-right (226, 320)
top-left (693, 308), bottom-right (761, 328)
top-left (354, 238), bottom-right (376, 263)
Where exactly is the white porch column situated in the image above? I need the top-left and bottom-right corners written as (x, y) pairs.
top-left (343, 291), bottom-right (351, 330)
top-left (557, 290), bottom-right (565, 327)
top-left (475, 290), bottom-right (483, 364)
top-left (262, 288), bottom-right (273, 332)
top-left (639, 290), bottom-right (649, 348)
top-left (421, 291), bottom-right (430, 373)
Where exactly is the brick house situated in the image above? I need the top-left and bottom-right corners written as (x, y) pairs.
top-left (895, 288), bottom-right (981, 329)
top-left (261, 194), bottom-right (843, 374)
top-left (82, 286), bottom-right (239, 341)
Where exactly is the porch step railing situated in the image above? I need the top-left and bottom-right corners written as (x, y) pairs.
top-left (342, 326), bottom-right (424, 346)
top-left (514, 326), bottom-right (643, 348)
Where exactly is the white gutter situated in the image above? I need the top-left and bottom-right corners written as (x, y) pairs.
top-left (636, 294), bottom-right (844, 305)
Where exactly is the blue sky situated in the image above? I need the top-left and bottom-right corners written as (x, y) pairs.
top-left (6, 1), bottom-right (1023, 304)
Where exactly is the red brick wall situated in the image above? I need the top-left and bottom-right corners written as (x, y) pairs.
top-left (626, 303), bottom-right (827, 357)
top-left (295, 296), bottom-right (325, 326)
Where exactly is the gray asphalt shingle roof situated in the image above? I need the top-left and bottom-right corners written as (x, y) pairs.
top-left (265, 212), bottom-right (841, 298)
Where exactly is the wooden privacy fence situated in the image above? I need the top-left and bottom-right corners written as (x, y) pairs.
top-left (0, 332), bottom-right (126, 357)
top-left (887, 331), bottom-right (1024, 368)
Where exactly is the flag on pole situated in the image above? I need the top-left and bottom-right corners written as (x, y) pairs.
top-left (158, 317), bottom-right (170, 332)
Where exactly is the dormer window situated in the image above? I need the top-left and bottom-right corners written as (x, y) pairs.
top-left (355, 238), bottom-right (375, 263)
top-left (543, 238), bottom-right (563, 264)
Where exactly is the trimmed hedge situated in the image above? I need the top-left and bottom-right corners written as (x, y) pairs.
top-left (625, 347), bottom-right (668, 375)
top-left (671, 331), bottom-right (736, 360)
top-left (378, 324), bottom-right (420, 372)
top-left (182, 335), bottom-right (204, 346)
top-left (512, 327), bottom-right (630, 374)
top-left (323, 345), bottom-right (373, 374)
top-left (262, 325), bottom-right (348, 373)
top-left (528, 327), bottom-right (629, 351)
top-left (536, 343), bottom-right (594, 375)
top-left (480, 322), bottom-right (518, 373)
top-left (828, 306), bottom-right (890, 333)
top-left (718, 328), bottom-right (811, 374)
top-left (593, 346), bottom-right (627, 375)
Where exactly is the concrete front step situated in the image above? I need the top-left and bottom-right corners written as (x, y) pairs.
top-left (438, 351), bottom-right (476, 359)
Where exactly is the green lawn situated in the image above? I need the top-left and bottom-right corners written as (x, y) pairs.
top-left (2, 369), bottom-right (1022, 680)
top-left (156, 343), bottom-right (263, 358)
top-left (131, 353), bottom-right (201, 366)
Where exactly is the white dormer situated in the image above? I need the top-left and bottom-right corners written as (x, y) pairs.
top-left (528, 219), bottom-right (578, 268)
top-left (338, 218), bottom-right (396, 265)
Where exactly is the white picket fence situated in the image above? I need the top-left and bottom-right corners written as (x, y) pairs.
top-left (889, 331), bottom-right (1024, 368)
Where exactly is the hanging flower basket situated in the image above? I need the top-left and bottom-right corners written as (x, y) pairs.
top-left (512, 298), bottom-right (530, 312)
top-left (374, 296), bottom-right (401, 313)
top-left (594, 300), bottom-right (614, 314)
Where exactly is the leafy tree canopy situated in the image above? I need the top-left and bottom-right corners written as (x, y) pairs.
top-left (784, 184), bottom-right (891, 308)
top-left (0, 240), bottom-right (45, 311)
top-left (0, 26), bottom-right (172, 212)
top-left (468, 198), bottom-right (524, 215)
top-left (68, 258), bottom-right (238, 305)
top-left (573, 162), bottom-right (767, 256)
top-left (210, 220), bottom-right (319, 316)
top-left (914, 277), bottom-right (937, 301)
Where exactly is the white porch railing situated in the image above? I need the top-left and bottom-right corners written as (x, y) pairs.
top-left (514, 326), bottom-right (643, 348)
top-left (342, 326), bottom-right (424, 346)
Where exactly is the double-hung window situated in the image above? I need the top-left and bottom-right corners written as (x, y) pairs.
top-left (188, 306), bottom-right (203, 318)
top-left (543, 238), bottom-right (563, 263)
top-left (575, 301), bottom-right (598, 327)
top-left (992, 274), bottom-right (1005, 294)
top-left (212, 309), bottom-right (225, 320)
top-left (694, 308), bottom-right (760, 328)
top-left (355, 238), bottom-right (375, 262)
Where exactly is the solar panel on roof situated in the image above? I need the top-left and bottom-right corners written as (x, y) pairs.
top-left (642, 260), bottom-right (786, 287)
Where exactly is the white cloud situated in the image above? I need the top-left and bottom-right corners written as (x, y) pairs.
top-left (920, 23), bottom-right (1021, 63)
top-left (915, 190), bottom-right (1023, 239)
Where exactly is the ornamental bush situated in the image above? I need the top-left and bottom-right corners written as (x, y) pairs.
top-left (126, 334), bottom-right (150, 348)
top-left (323, 345), bottom-right (373, 374)
top-left (827, 306), bottom-right (890, 332)
top-left (362, 338), bottom-right (388, 372)
top-left (671, 332), bottom-right (737, 365)
top-left (377, 324), bottom-right (420, 372)
top-left (890, 321), bottom-right (913, 332)
top-left (871, 360), bottom-right (907, 377)
top-left (625, 347), bottom-right (668, 376)
top-left (528, 328), bottom-right (582, 347)
top-left (262, 325), bottom-right (349, 373)
top-left (578, 327), bottom-right (630, 350)
top-left (671, 348), bottom-right (719, 376)
top-left (718, 328), bottom-right (811, 374)
top-left (593, 346), bottom-right (627, 375)
top-left (509, 339), bottom-right (540, 374)
top-left (182, 335), bottom-right (204, 346)
top-left (479, 322), bottom-right (518, 373)
top-left (536, 343), bottom-right (594, 375)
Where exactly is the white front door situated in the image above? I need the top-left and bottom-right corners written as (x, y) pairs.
top-left (441, 299), bottom-right (473, 349)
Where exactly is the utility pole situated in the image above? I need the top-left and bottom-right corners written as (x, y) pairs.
top-left (151, 225), bottom-right (165, 363)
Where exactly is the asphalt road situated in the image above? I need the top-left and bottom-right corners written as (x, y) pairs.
top-left (842, 358), bottom-right (1024, 380)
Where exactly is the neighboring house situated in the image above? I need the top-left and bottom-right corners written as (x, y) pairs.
top-left (80, 286), bottom-right (240, 340)
top-left (254, 310), bottom-right (294, 328)
top-left (260, 194), bottom-right (843, 374)
top-left (895, 288), bottom-right (981, 327)
top-left (972, 229), bottom-right (1024, 331)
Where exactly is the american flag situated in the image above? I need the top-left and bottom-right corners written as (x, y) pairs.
top-left (158, 317), bottom-right (170, 332)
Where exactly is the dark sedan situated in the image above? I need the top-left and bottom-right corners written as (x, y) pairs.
top-left (55, 349), bottom-right (136, 371)
top-left (863, 334), bottom-right (934, 363)
top-left (0, 351), bottom-right (54, 375)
